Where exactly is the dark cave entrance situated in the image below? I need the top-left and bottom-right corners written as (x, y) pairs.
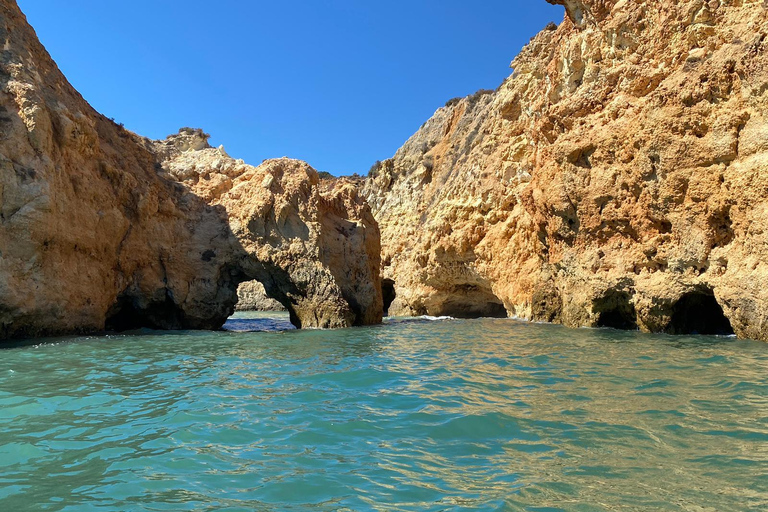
top-left (382, 279), bottom-right (396, 316)
top-left (667, 290), bottom-right (734, 335)
top-left (105, 296), bottom-right (145, 332)
top-left (436, 285), bottom-right (508, 319)
top-left (442, 301), bottom-right (507, 319)
top-left (105, 293), bottom-right (186, 332)
top-left (595, 291), bottom-right (638, 331)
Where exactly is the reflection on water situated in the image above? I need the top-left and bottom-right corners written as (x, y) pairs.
top-left (0, 316), bottom-right (767, 511)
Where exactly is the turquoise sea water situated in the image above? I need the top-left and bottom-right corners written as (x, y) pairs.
top-left (1, 312), bottom-right (767, 511)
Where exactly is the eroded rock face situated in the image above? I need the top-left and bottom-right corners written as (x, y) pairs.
top-left (546, 0), bottom-right (613, 27)
top-left (364, 0), bottom-right (768, 341)
top-left (0, 0), bottom-right (242, 338)
top-left (235, 280), bottom-right (285, 311)
top-left (0, 0), bottom-right (382, 338)
top-left (155, 130), bottom-right (383, 329)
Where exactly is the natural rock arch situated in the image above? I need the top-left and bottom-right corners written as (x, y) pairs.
top-left (0, 1), bottom-right (383, 339)
top-left (154, 137), bottom-right (384, 330)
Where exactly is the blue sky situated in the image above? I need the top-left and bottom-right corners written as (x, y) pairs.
top-left (18, 1), bottom-right (563, 175)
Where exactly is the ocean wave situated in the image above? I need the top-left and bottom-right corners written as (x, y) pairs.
top-left (384, 315), bottom-right (456, 325)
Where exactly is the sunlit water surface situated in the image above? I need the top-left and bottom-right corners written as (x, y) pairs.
top-left (1, 312), bottom-right (767, 511)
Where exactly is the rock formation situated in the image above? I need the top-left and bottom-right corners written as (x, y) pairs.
top-left (235, 281), bottom-right (285, 311)
top-left (0, 0), bottom-right (381, 339)
top-left (154, 129), bottom-right (382, 328)
top-left (364, 0), bottom-right (768, 341)
top-left (0, 0), bottom-right (245, 338)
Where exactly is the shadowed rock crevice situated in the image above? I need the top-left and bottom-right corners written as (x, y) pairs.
top-left (531, 283), bottom-right (563, 323)
top-left (666, 290), bottom-right (734, 336)
top-left (105, 293), bottom-right (187, 332)
top-left (594, 290), bottom-right (638, 330)
top-left (382, 279), bottom-right (396, 316)
top-left (430, 285), bottom-right (508, 319)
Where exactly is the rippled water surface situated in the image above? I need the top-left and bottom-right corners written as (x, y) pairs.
top-left (1, 312), bottom-right (767, 511)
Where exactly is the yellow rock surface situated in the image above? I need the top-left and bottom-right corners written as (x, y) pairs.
top-left (365, 0), bottom-right (768, 340)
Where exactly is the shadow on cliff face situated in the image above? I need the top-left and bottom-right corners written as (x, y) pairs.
top-left (106, 294), bottom-right (186, 332)
top-left (531, 283), bottom-right (563, 324)
top-left (594, 290), bottom-right (638, 331)
top-left (98, 179), bottom-right (246, 333)
top-left (665, 289), bottom-right (734, 336)
top-left (99, 191), bottom-right (307, 334)
top-left (430, 285), bottom-right (507, 319)
top-left (382, 279), bottom-right (396, 316)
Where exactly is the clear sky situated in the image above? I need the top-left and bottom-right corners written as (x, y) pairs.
top-left (17, 1), bottom-right (563, 175)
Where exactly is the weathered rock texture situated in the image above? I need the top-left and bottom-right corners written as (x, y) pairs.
top-left (0, 0), bottom-right (243, 338)
top-left (154, 130), bottom-right (382, 328)
top-left (364, 0), bottom-right (768, 340)
top-left (0, 0), bottom-right (381, 339)
top-left (235, 280), bottom-right (285, 311)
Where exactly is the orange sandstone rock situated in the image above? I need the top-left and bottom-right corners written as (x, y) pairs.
top-left (155, 130), bottom-right (382, 328)
top-left (364, 0), bottom-right (768, 340)
top-left (0, 0), bottom-right (381, 339)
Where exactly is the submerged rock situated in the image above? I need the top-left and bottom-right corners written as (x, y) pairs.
top-left (0, 0), bottom-right (381, 339)
top-left (364, 0), bottom-right (768, 341)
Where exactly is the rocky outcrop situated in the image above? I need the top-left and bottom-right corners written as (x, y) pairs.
top-left (235, 280), bottom-right (285, 311)
top-left (154, 130), bottom-right (382, 329)
top-left (0, 0), bottom-right (244, 338)
top-left (0, 0), bottom-right (381, 339)
top-left (364, 0), bottom-right (768, 341)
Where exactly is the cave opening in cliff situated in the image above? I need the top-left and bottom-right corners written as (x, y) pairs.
top-left (382, 279), bottom-right (396, 316)
top-left (667, 290), bottom-right (734, 335)
top-left (440, 300), bottom-right (507, 319)
top-left (595, 291), bottom-right (638, 330)
top-left (105, 293), bottom-right (185, 332)
top-left (436, 285), bottom-right (508, 319)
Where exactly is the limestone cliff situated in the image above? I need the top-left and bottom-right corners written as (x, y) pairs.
top-left (235, 281), bottom-right (285, 312)
top-left (0, 0), bottom-right (381, 339)
top-left (154, 129), bottom-right (382, 328)
top-left (364, 0), bottom-right (768, 340)
top-left (0, 0), bottom-right (245, 338)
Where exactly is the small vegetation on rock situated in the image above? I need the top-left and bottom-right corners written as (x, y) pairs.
top-left (468, 89), bottom-right (494, 102)
top-left (445, 97), bottom-right (462, 108)
top-left (368, 160), bottom-right (382, 178)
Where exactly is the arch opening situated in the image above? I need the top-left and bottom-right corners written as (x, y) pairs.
top-left (667, 291), bottom-right (733, 335)
top-left (382, 279), bottom-right (396, 316)
top-left (235, 280), bottom-right (286, 312)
